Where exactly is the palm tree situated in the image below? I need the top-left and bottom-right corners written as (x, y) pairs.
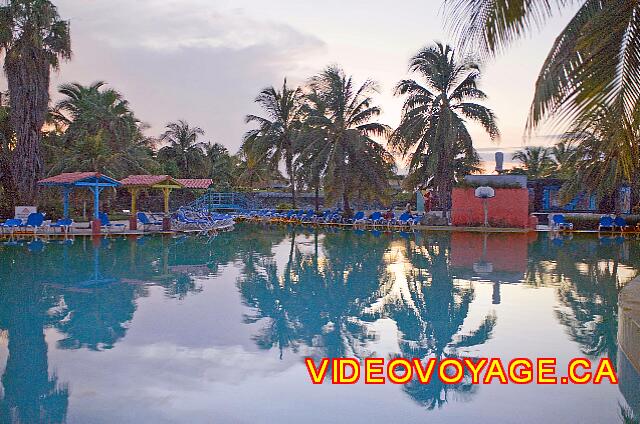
top-left (550, 140), bottom-right (577, 178)
top-left (234, 147), bottom-right (279, 190)
top-left (0, 0), bottom-right (71, 203)
top-left (560, 100), bottom-right (640, 204)
top-left (511, 146), bottom-right (555, 179)
top-left (391, 43), bottom-right (499, 215)
top-left (46, 82), bottom-right (157, 178)
top-left (204, 142), bottom-right (236, 191)
top-left (0, 92), bottom-right (15, 205)
top-left (157, 120), bottom-right (207, 178)
top-left (445, 1), bottom-right (640, 131)
top-left (299, 66), bottom-right (394, 214)
top-left (243, 79), bottom-right (305, 207)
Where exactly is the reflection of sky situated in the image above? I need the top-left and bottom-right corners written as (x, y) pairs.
top-left (1, 228), bottom-right (637, 423)
top-left (0, 0), bottom-right (582, 166)
top-left (45, 281), bottom-right (624, 424)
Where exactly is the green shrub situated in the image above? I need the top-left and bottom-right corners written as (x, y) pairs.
top-left (276, 202), bottom-right (293, 210)
top-left (562, 214), bottom-right (640, 230)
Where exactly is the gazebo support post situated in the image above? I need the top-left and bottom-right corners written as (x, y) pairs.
top-left (62, 187), bottom-right (72, 219)
top-left (129, 188), bottom-right (139, 231)
top-left (162, 187), bottom-right (172, 231)
top-left (90, 185), bottom-right (103, 235)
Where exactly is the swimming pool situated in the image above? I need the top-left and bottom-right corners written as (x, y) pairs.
top-left (0, 225), bottom-right (638, 423)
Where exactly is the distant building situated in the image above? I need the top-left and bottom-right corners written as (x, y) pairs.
top-left (527, 178), bottom-right (631, 214)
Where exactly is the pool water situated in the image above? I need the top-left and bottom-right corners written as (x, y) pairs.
top-left (0, 224), bottom-right (638, 423)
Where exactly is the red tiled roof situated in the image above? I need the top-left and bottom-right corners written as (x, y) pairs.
top-left (176, 178), bottom-right (213, 189)
top-left (119, 174), bottom-right (181, 187)
top-left (38, 172), bottom-right (103, 184)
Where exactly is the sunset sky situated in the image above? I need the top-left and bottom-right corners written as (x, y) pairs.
top-left (3, 0), bottom-right (580, 170)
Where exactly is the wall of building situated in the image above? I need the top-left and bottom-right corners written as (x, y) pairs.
top-left (451, 188), bottom-right (530, 228)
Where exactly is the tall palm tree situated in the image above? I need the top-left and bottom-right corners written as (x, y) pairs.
top-left (511, 146), bottom-right (555, 178)
top-left (204, 142), bottom-right (236, 191)
top-left (550, 140), bottom-right (577, 178)
top-left (0, 92), bottom-right (14, 204)
top-left (157, 120), bottom-right (207, 178)
top-left (234, 147), bottom-right (279, 189)
top-left (0, 0), bottom-right (71, 203)
top-left (46, 82), bottom-right (157, 178)
top-left (391, 43), bottom-right (499, 215)
top-left (299, 66), bottom-right (394, 214)
top-left (243, 79), bottom-right (305, 207)
top-left (445, 1), bottom-right (640, 131)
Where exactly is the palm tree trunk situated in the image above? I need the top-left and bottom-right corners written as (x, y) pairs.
top-left (342, 190), bottom-right (352, 216)
top-left (314, 183), bottom-right (320, 211)
top-left (6, 56), bottom-right (50, 204)
top-left (438, 179), bottom-right (452, 222)
top-left (286, 155), bottom-right (296, 208)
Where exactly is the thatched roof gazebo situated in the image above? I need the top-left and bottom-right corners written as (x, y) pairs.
top-left (119, 175), bottom-right (212, 230)
top-left (38, 172), bottom-right (121, 220)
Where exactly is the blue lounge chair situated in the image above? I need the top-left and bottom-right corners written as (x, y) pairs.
top-left (99, 212), bottom-right (126, 233)
top-left (367, 211), bottom-right (385, 227)
top-left (396, 212), bottom-right (416, 227)
top-left (613, 216), bottom-right (629, 232)
top-left (301, 211), bottom-right (316, 223)
top-left (137, 212), bottom-right (162, 231)
top-left (598, 216), bottom-right (615, 232)
top-left (1, 218), bottom-right (22, 235)
top-left (551, 214), bottom-right (573, 231)
top-left (22, 212), bottom-right (45, 234)
top-left (50, 218), bottom-right (73, 233)
top-left (351, 211), bottom-right (366, 225)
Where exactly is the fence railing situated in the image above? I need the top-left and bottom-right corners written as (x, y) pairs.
top-left (186, 192), bottom-right (255, 212)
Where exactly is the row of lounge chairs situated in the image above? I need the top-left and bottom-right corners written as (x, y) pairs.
top-left (1, 211), bottom-right (163, 235)
top-left (1, 212), bottom-right (72, 235)
top-left (235, 209), bottom-right (421, 228)
top-left (0, 212), bottom-right (125, 235)
top-left (172, 208), bottom-right (235, 232)
top-left (551, 214), bottom-right (639, 232)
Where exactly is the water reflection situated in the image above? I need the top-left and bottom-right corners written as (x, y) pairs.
top-left (367, 234), bottom-right (497, 409)
top-left (0, 226), bottom-right (638, 422)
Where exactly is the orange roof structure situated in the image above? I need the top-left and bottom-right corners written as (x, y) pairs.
top-left (38, 172), bottom-right (120, 186)
top-left (119, 174), bottom-right (183, 188)
top-left (176, 179), bottom-right (213, 189)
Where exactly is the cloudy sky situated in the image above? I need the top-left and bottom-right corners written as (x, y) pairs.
top-left (5, 0), bottom-right (579, 168)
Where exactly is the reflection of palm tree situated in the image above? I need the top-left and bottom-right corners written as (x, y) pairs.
top-left (621, 404), bottom-right (639, 424)
top-left (242, 261), bottom-right (301, 359)
top-left (368, 235), bottom-right (496, 409)
top-left (238, 229), bottom-right (389, 359)
top-left (555, 252), bottom-right (625, 364)
top-left (238, 228), bottom-right (496, 410)
top-left (0, 249), bottom-right (69, 423)
top-left (529, 236), bottom-right (638, 369)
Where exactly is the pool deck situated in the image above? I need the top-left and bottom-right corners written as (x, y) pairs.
top-left (3, 218), bottom-right (640, 238)
top-left (620, 276), bottom-right (640, 374)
